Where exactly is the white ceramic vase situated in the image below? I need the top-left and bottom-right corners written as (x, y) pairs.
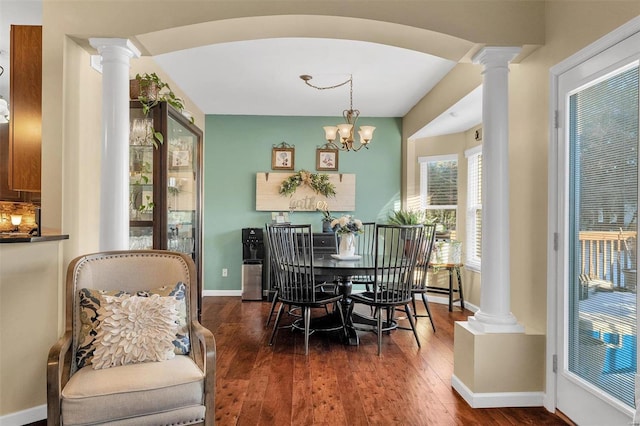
top-left (339, 233), bottom-right (356, 257)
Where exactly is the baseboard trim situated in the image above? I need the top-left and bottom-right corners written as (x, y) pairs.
top-left (451, 374), bottom-right (544, 408)
top-left (424, 294), bottom-right (479, 313)
top-left (200, 291), bottom-right (480, 312)
top-left (203, 290), bottom-right (242, 297)
top-left (1, 404), bottom-right (46, 426)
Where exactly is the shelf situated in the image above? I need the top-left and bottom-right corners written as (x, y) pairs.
top-left (129, 101), bottom-right (203, 317)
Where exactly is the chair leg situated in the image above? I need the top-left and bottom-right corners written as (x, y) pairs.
top-left (421, 293), bottom-right (436, 332)
top-left (269, 303), bottom-right (285, 346)
top-left (303, 306), bottom-right (311, 356)
top-left (377, 307), bottom-right (383, 356)
top-left (265, 289), bottom-right (279, 327)
top-left (404, 304), bottom-right (421, 349)
top-left (411, 296), bottom-right (418, 319)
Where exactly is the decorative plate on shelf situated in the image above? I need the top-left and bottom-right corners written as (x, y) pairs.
top-left (330, 254), bottom-right (362, 261)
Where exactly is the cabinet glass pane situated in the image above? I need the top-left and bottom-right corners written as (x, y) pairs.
top-left (129, 226), bottom-right (153, 249)
top-left (167, 114), bottom-right (197, 257)
top-left (129, 109), bottom-right (154, 247)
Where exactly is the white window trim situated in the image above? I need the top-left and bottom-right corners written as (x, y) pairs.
top-left (465, 145), bottom-right (482, 272)
top-left (418, 154), bottom-right (458, 211)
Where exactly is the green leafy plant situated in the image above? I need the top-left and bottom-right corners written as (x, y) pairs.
top-left (138, 194), bottom-right (154, 213)
top-left (387, 209), bottom-right (425, 225)
top-left (319, 209), bottom-right (335, 222)
top-left (132, 73), bottom-right (194, 147)
top-left (279, 170), bottom-right (336, 197)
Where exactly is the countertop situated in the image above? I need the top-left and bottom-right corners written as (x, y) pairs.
top-left (0, 233), bottom-right (69, 243)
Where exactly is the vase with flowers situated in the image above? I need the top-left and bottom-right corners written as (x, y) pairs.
top-left (331, 215), bottom-right (363, 257)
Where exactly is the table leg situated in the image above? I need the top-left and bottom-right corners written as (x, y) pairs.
top-left (337, 277), bottom-right (359, 346)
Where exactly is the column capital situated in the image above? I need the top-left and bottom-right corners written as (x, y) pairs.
top-left (472, 46), bottom-right (522, 67)
top-left (89, 38), bottom-right (141, 59)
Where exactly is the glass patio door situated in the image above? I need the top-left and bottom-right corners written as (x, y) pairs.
top-left (557, 38), bottom-right (639, 424)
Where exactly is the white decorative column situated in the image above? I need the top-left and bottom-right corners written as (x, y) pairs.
top-left (468, 46), bottom-right (524, 333)
top-left (88, 38), bottom-right (140, 251)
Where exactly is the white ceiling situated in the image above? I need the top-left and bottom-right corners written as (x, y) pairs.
top-left (2, 0), bottom-right (483, 139)
top-left (154, 37), bottom-right (482, 137)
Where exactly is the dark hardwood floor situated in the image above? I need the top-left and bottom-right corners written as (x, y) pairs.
top-left (201, 296), bottom-right (568, 426)
top-left (32, 297), bottom-right (568, 426)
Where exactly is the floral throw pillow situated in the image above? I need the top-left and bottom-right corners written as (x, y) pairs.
top-left (92, 294), bottom-right (179, 369)
top-left (75, 282), bottom-right (190, 369)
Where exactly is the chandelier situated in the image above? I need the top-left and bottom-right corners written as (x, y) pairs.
top-left (300, 74), bottom-right (375, 152)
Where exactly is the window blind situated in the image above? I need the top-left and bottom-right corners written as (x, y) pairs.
top-left (419, 155), bottom-right (458, 233)
top-left (568, 63), bottom-right (638, 407)
top-left (465, 146), bottom-right (482, 270)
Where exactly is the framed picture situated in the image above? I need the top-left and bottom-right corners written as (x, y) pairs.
top-left (170, 150), bottom-right (191, 170)
top-left (271, 212), bottom-right (290, 224)
top-left (272, 146), bottom-right (295, 170)
top-left (316, 148), bottom-right (339, 171)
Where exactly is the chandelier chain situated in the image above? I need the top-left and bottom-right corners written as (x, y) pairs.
top-left (302, 75), bottom-right (355, 111)
top-left (301, 75), bottom-right (351, 91)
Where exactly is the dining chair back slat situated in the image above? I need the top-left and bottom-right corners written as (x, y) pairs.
top-left (410, 224), bottom-right (438, 331)
top-left (265, 223), bottom-right (345, 355)
top-left (373, 224), bottom-right (425, 303)
top-left (350, 224), bottom-right (426, 355)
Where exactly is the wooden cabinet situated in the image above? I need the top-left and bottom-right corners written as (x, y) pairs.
top-left (9, 25), bottom-right (42, 193)
top-left (129, 101), bottom-right (203, 313)
top-left (0, 122), bottom-right (39, 202)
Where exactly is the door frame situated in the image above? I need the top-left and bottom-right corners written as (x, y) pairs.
top-left (546, 15), bottom-right (640, 416)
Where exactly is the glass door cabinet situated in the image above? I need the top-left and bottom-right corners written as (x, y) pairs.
top-left (129, 101), bottom-right (203, 312)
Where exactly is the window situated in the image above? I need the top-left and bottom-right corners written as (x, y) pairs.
top-left (419, 155), bottom-right (458, 235)
top-left (465, 146), bottom-right (482, 271)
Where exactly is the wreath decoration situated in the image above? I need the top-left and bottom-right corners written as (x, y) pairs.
top-left (279, 170), bottom-right (336, 197)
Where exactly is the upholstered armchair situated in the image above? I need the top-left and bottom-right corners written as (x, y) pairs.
top-left (47, 250), bottom-right (215, 425)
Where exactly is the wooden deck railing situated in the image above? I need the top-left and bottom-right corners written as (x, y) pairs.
top-left (579, 230), bottom-right (636, 287)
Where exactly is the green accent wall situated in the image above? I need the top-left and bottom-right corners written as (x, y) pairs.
top-left (203, 115), bottom-right (402, 291)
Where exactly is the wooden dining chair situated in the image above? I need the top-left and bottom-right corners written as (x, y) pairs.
top-left (266, 224), bottom-right (346, 355)
top-left (350, 224), bottom-right (426, 355)
top-left (409, 223), bottom-right (438, 332)
top-left (351, 222), bottom-right (376, 290)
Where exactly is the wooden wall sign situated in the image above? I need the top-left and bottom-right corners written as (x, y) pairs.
top-left (256, 172), bottom-right (355, 212)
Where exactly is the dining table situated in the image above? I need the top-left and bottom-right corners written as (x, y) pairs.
top-left (313, 254), bottom-right (381, 345)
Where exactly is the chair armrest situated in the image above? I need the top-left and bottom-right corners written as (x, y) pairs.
top-left (47, 331), bottom-right (72, 426)
top-left (192, 320), bottom-right (216, 426)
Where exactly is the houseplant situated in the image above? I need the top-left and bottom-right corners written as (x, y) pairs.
top-left (387, 209), bottom-right (425, 226)
top-left (318, 208), bottom-right (336, 233)
top-left (387, 209), bottom-right (434, 260)
top-left (130, 73), bottom-right (194, 146)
